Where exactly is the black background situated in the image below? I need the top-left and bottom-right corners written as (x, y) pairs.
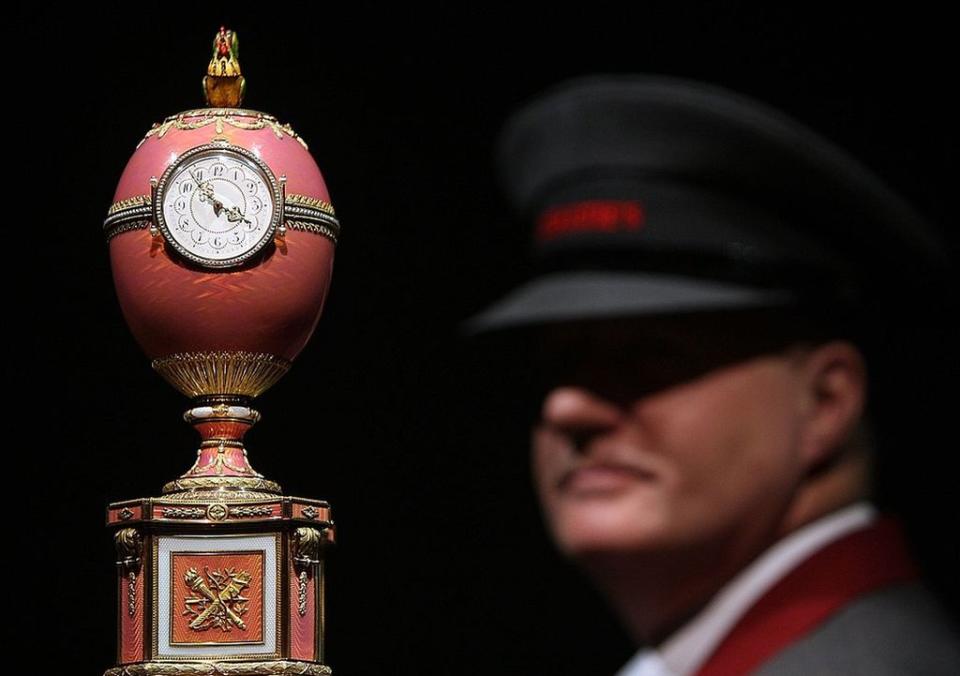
top-left (17, 3), bottom-right (957, 675)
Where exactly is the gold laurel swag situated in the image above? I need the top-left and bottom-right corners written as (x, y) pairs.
top-left (138, 109), bottom-right (309, 150)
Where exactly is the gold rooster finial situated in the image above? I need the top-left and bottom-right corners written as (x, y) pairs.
top-left (203, 26), bottom-right (246, 108)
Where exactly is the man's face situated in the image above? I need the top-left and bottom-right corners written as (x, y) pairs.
top-left (530, 311), bottom-right (819, 561)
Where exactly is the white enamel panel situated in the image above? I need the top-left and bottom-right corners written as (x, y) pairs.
top-left (155, 533), bottom-right (279, 658)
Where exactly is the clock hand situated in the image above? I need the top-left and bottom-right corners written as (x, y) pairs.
top-left (204, 187), bottom-right (250, 225)
top-left (188, 172), bottom-right (249, 224)
top-left (202, 188), bottom-right (224, 217)
top-left (224, 206), bottom-right (251, 225)
top-left (186, 169), bottom-right (227, 216)
top-left (188, 169), bottom-right (213, 196)
top-left (197, 183), bottom-right (225, 216)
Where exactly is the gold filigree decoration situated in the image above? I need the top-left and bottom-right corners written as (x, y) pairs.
top-left (297, 571), bottom-right (309, 618)
top-left (301, 506), bottom-right (319, 520)
top-left (159, 504), bottom-right (274, 520)
top-left (106, 194), bottom-right (334, 218)
top-left (230, 505), bottom-right (274, 518)
top-left (185, 444), bottom-right (262, 479)
top-left (138, 109), bottom-right (308, 150)
top-left (183, 567), bottom-right (252, 632)
top-left (127, 572), bottom-right (137, 617)
top-left (292, 528), bottom-right (323, 617)
top-left (159, 489), bottom-right (278, 503)
top-left (104, 194), bottom-right (339, 244)
top-left (152, 351), bottom-right (292, 399)
top-left (293, 528), bottom-right (323, 567)
top-left (119, 507), bottom-right (135, 520)
top-left (162, 476), bottom-right (283, 495)
top-left (211, 403), bottom-right (232, 417)
top-left (285, 194), bottom-right (336, 216)
top-left (103, 661), bottom-right (332, 676)
top-left (285, 221), bottom-right (339, 244)
top-left (104, 218), bottom-right (153, 242)
top-left (284, 195), bottom-right (340, 244)
top-left (108, 195), bottom-right (151, 215)
top-left (102, 194), bottom-right (153, 242)
top-left (162, 507), bottom-right (206, 519)
top-left (115, 528), bottom-right (143, 567)
top-left (207, 503), bottom-right (229, 521)
top-left (115, 528), bottom-right (143, 617)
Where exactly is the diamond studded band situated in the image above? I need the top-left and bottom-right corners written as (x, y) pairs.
top-left (104, 194), bottom-right (340, 244)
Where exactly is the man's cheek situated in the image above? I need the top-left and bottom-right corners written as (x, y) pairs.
top-left (662, 433), bottom-right (740, 522)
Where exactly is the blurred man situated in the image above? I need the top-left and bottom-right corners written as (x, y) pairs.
top-left (467, 75), bottom-right (959, 674)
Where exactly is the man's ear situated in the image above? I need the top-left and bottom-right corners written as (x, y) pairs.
top-left (795, 341), bottom-right (867, 470)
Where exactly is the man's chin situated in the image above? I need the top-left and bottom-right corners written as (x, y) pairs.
top-left (548, 497), bottom-right (673, 557)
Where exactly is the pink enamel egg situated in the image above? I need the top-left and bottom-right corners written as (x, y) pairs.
top-left (106, 108), bottom-right (337, 366)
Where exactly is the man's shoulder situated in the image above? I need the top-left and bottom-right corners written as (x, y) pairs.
top-left (753, 580), bottom-right (960, 675)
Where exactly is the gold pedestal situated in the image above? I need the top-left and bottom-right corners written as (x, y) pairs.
top-left (102, 26), bottom-right (342, 676)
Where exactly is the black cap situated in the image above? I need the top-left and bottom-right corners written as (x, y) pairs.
top-left (465, 74), bottom-right (948, 335)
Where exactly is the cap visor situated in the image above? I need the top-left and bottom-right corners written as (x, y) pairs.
top-left (462, 271), bottom-right (794, 336)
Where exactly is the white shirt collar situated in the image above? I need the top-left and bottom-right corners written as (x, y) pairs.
top-left (615, 501), bottom-right (877, 676)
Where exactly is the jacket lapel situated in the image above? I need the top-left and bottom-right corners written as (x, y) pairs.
top-left (696, 515), bottom-right (918, 676)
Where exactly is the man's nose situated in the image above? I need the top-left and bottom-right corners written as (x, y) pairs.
top-left (540, 386), bottom-right (623, 433)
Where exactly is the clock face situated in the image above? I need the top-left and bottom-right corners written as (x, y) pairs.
top-left (155, 144), bottom-right (281, 268)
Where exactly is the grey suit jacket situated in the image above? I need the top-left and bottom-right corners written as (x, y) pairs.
top-left (754, 581), bottom-right (960, 675)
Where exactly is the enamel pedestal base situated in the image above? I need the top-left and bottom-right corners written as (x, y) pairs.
top-left (105, 493), bottom-right (334, 676)
top-left (104, 660), bottom-right (331, 675)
